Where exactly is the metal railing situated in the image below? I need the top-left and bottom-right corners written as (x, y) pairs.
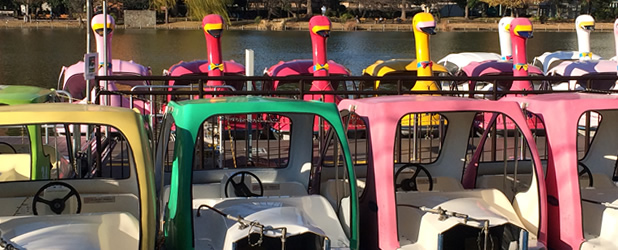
top-left (88, 73), bottom-right (617, 167)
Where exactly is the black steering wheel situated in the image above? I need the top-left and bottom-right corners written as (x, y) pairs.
top-left (0, 141), bottom-right (17, 154)
top-left (578, 162), bottom-right (594, 188)
top-left (224, 171), bottom-right (264, 197)
top-left (32, 182), bottom-right (82, 215)
top-left (395, 163), bottom-right (433, 191)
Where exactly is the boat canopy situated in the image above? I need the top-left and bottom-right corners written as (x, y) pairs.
top-left (62, 59), bottom-right (150, 100)
top-left (362, 59), bottom-right (449, 77)
top-left (0, 85), bottom-right (53, 105)
top-left (265, 59), bottom-right (350, 77)
top-left (167, 60), bottom-right (245, 78)
top-left (461, 61), bottom-right (543, 77)
top-left (547, 60), bottom-right (616, 76)
top-left (438, 52), bottom-right (502, 74)
top-left (533, 51), bottom-right (602, 73)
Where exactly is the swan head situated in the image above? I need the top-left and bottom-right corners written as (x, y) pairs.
top-left (202, 14), bottom-right (224, 38)
top-left (413, 12), bottom-right (436, 35)
top-left (576, 14), bottom-right (595, 32)
top-left (510, 18), bottom-right (533, 39)
top-left (309, 15), bottom-right (331, 38)
top-left (91, 14), bottom-right (114, 36)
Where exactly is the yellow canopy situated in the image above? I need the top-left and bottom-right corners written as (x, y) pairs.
top-left (362, 59), bottom-right (449, 77)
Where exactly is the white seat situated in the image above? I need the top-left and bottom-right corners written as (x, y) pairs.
top-left (0, 154), bottom-right (31, 181)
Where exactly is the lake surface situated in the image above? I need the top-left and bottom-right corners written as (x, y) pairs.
top-left (0, 28), bottom-right (616, 89)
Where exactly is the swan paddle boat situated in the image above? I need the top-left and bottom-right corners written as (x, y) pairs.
top-left (437, 17), bottom-right (511, 85)
top-left (339, 95), bottom-right (547, 249)
top-left (362, 12), bottom-right (448, 132)
top-left (59, 14), bottom-right (151, 112)
top-left (0, 103), bottom-right (156, 249)
top-left (156, 96), bottom-right (358, 249)
top-left (502, 93), bottom-right (618, 249)
top-left (541, 18), bottom-right (618, 91)
top-left (362, 12), bottom-right (448, 92)
top-left (440, 17), bottom-right (545, 93)
top-left (165, 14), bottom-right (245, 102)
top-left (533, 15), bottom-right (602, 75)
top-left (263, 15), bottom-right (355, 135)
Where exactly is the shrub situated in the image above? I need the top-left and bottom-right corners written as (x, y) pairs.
top-left (340, 12), bottom-right (354, 22)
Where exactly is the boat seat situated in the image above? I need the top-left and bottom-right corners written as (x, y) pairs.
top-left (0, 212), bottom-right (139, 249)
top-left (581, 188), bottom-right (618, 239)
top-left (219, 173), bottom-right (307, 198)
top-left (320, 178), bottom-right (366, 211)
top-left (580, 174), bottom-right (616, 189)
top-left (0, 154), bottom-right (31, 182)
top-left (476, 174), bottom-right (533, 200)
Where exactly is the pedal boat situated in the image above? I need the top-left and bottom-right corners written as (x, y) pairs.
top-left (503, 93), bottom-right (618, 249)
top-left (59, 14), bottom-right (151, 113)
top-left (156, 96), bottom-right (359, 249)
top-left (339, 95), bottom-right (547, 249)
top-left (0, 103), bottom-right (156, 250)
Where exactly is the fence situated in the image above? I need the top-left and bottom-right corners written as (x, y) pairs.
top-left (91, 73), bottom-right (616, 170)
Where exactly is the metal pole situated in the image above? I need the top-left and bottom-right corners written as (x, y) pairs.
top-left (102, 1), bottom-right (108, 96)
top-left (86, 0), bottom-right (92, 103)
top-left (245, 49), bottom-right (254, 161)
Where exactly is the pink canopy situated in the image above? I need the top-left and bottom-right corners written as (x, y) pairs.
top-left (462, 61), bottom-right (543, 77)
top-left (265, 59), bottom-right (350, 90)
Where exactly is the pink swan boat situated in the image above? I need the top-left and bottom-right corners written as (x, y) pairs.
top-left (263, 15), bottom-right (353, 134)
top-left (165, 14), bottom-right (245, 102)
top-left (58, 14), bottom-right (151, 113)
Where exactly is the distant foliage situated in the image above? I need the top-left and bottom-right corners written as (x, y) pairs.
top-left (480, 0), bottom-right (535, 8)
top-left (340, 12), bottom-right (354, 22)
top-left (185, 0), bottom-right (231, 24)
top-left (150, 0), bottom-right (175, 11)
top-left (124, 0), bottom-right (149, 10)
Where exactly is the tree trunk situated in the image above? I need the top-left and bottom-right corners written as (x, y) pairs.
top-left (307, 0), bottom-right (312, 16)
top-left (165, 8), bottom-right (169, 24)
top-left (23, 4), bottom-right (30, 23)
top-left (400, 0), bottom-right (406, 20)
top-left (464, 4), bottom-right (469, 19)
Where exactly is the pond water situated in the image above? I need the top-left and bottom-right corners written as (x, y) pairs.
top-left (0, 28), bottom-right (615, 89)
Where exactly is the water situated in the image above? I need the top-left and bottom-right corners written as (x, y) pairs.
top-left (0, 28), bottom-right (616, 89)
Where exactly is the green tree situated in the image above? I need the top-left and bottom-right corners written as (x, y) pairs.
top-left (480, 0), bottom-right (535, 16)
top-left (184, 0), bottom-right (231, 22)
top-left (151, 0), bottom-right (175, 23)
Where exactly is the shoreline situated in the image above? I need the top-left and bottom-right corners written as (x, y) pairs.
top-left (0, 17), bottom-right (614, 32)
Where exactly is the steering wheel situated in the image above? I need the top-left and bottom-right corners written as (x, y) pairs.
top-left (224, 171), bottom-right (264, 198)
top-left (0, 141), bottom-right (17, 154)
top-left (32, 182), bottom-right (82, 215)
top-left (578, 162), bottom-right (594, 188)
top-left (395, 163), bottom-right (433, 191)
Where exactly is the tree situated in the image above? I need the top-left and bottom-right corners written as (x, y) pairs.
top-left (480, 0), bottom-right (535, 16)
top-left (15, 0), bottom-right (43, 22)
top-left (184, 0), bottom-right (231, 22)
top-left (151, 0), bottom-right (175, 23)
top-left (456, 0), bottom-right (481, 19)
top-left (306, 0), bottom-right (312, 16)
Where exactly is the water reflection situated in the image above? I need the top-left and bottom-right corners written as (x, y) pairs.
top-left (0, 29), bottom-right (615, 89)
